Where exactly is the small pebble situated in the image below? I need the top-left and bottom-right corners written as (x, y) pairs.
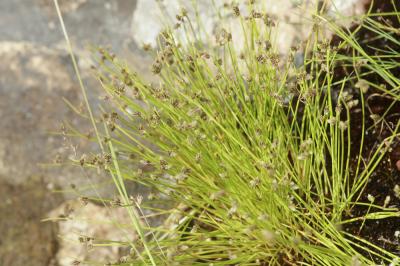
top-left (367, 194), bottom-right (375, 203)
top-left (384, 195), bottom-right (391, 208)
top-left (396, 160), bottom-right (400, 171)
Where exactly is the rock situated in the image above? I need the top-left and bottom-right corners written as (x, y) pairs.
top-left (131, 0), bottom-right (219, 47)
top-left (39, 0), bottom-right (88, 13)
top-left (131, 0), bottom-right (366, 53)
top-left (0, 0), bottom-right (138, 52)
top-left (327, 0), bottom-right (370, 17)
top-left (396, 160), bottom-right (400, 172)
top-left (0, 1), bottom-right (151, 265)
top-left (0, 41), bottom-right (118, 196)
top-left (0, 177), bottom-right (62, 266)
top-left (0, 41), bottom-right (141, 201)
top-left (0, 42), bottom-right (85, 186)
top-left (48, 200), bottom-right (134, 265)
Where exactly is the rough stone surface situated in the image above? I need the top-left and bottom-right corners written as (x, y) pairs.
top-left (49, 200), bottom-right (134, 266)
top-left (0, 0), bottom-right (144, 265)
top-left (0, 0), bottom-right (137, 51)
top-left (0, 41), bottom-right (116, 198)
top-left (0, 177), bottom-right (62, 266)
top-left (132, 0), bottom-right (367, 53)
top-left (0, 42), bottom-right (79, 184)
top-left (0, 0), bottom-right (148, 189)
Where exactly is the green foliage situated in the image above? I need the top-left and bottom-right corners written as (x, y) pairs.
top-left (64, 2), bottom-right (400, 265)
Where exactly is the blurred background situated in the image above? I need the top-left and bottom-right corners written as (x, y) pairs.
top-left (0, 0), bottom-right (365, 265)
top-left (0, 1), bottom-right (148, 265)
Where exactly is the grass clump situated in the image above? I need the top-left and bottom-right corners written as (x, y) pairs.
top-left (62, 1), bottom-right (400, 265)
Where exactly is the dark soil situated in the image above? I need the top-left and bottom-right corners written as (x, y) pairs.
top-left (330, 0), bottom-right (400, 262)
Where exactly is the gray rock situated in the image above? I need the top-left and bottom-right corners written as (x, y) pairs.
top-left (0, 1), bottom-right (149, 265)
top-left (0, 42), bottom-right (81, 184)
top-left (131, 0), bottom-right (366, 53)
top-left (0, 0), bottom-right (137, 52)
top-left (49, 199), bottom-right (133, 266)
top-left (0, 0), bottom-right (146, 190)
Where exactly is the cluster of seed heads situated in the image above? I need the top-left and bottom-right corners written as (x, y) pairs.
top-left (297, 139), bottom-right (313, 160)
top-left (120, 68), bottom-right (133, 87)
top-left (316, 40), bottom-right (330, 54)
top-left (151, 60), bottom-right (163, 74)
top-left (251, 10), bottom-right (263, 19)
top-left (185, 54), bottom-right (196, 72)
top-left (159, 157), bottom-right (170, 171)
top-left (175, 8), bottom-right (187, 22)
top-left (210, 190), bottom-right (225, 201)
top-left (142, 43), bottom-right (152, 51)
top-left (232, 5), bottom-right (240, 16)
top-left (339, 121), bottom-right (348, 131)
top-left (269, 53), bottom-right (280, 67)
top-left (340, 91), bottom-right (359, 110)
top-left (110, 197), bottom-right (123, 207)
top-left (98, 47), bottom-right (115, 63)
top-left (256, 54), bottom-right (267, 64)
top-left (355, 79), bottom-right (369, 93)
top-left (228, 202), bottom-right (238, 218)
top-left (102, 111), bottom-right (119, 131)
top-left (249, 177), bottom-right (261, 188)
top-left (79, 196), bottom-right (89, 206)
top-left (78, 235), bottom-right (94, 246)
top-left (263, 14), bottom-right (276, 27)
top-left (114, 83), bottom-right (126, 96)
top-left (160, 46), bottom-right (175, 65)
top-left (79, 153), bottom-right (112, 167)
top-left (257, 40), bottom-right (272, 51)
top-left (216, 29), bottom-right (232, 46)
